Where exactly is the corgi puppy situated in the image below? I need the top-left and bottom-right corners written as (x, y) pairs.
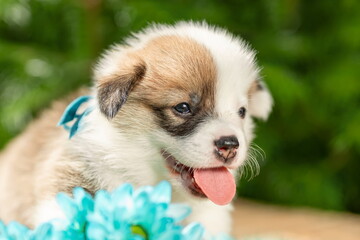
top-left (0, 21), bottom-right (273, 234)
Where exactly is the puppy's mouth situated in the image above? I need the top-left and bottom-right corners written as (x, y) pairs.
top-left (161, 150), bottom-right (236, 205)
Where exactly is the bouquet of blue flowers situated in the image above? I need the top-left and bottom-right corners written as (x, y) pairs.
top-left (0, 181), bottom-right (235, 240)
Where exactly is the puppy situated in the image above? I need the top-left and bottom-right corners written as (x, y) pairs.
top-left (0, 22), bottom-right (272, 234)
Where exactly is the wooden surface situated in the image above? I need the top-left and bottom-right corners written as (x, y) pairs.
top-left (232, 199), bottom-right (360, 240)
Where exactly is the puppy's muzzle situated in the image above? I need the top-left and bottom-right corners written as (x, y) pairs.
top-left (214, 135), bottom-right (239, 164)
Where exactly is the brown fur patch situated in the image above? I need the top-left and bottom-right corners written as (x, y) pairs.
top-left (126, 35), bottom-right (218, 136)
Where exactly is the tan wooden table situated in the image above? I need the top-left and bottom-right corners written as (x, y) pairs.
top-left (232, 199), bottom-right (360, 240)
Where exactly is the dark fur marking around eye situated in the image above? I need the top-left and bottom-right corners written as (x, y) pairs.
top-left (145, 87), bottom-right (215, 137)
top-left (153, 107), bottom-right (211, 137)
top-left (152, 85), bottom-right (216, 137)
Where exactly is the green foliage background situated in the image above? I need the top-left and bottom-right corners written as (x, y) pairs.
top-left (0, 0), bottom-right (359, 213)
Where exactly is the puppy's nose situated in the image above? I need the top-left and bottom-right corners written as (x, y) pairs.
top-left (214, 135), bottom-right (239, 164)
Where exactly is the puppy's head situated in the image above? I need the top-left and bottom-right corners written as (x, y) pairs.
top-left (94, 22), bottom-right (273, 205)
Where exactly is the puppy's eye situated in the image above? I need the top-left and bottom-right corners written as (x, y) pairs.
top-left (238, 107), bottom-right (247, 118)
top-left (174, 102), bottom-right (191, 114)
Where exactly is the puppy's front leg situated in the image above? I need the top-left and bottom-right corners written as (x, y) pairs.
top-left (33, 198), bottom-right (66, 227)
top-left (185, 201), bottom-right (233, 234)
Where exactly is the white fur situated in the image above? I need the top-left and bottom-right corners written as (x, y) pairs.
top-left (249, 82), bottom-right (274, 120)
top-left (33, 199), bottom-right (65, 226)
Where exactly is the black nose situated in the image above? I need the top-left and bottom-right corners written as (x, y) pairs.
top-left (214, 135), bottom-right (239, 149)
top-left (214, 135), bottom-right (239, 164)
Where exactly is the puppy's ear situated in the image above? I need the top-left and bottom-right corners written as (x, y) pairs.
top-left (96, 55), bottom-right (146, 118)
top-left (248, 80), bottom-right (273, 120)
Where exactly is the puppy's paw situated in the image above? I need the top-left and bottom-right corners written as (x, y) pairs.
top-left (185, 201), bottom-right (233, 234)
top-left (33, 198), bottom-right (65, 227)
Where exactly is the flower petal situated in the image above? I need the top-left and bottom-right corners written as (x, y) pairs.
top-left (6, 221), bottom-right (30, 240)
top-left (56, 193), bottom-right (78, 220)
top-left (151, 181), bottom-right (172, 203)
top-left (182, 222), bottom-right (205, 240)
top-left (167, 204), bottom-right (192, 223)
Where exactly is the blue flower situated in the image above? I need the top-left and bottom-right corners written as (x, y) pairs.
top-left (0, 181), bottom-right (238, 240)
top-left (85, 187), bottom-right (135, 240)
top-left (0, 221), bottom-right (30, 240)
top-left (0, 221), bottom-right (65, 240)
top-left (86, 181), bottom-right (194, 240)
top-left (29, 223), bottom-right (61, 240)
top-left (182, 223), bottom-right (205, 240)
top-left (55, 187), bottom-right (94, 239)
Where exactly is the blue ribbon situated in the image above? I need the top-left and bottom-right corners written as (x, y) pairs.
top-left (58, 96), bottom-right (93, 139)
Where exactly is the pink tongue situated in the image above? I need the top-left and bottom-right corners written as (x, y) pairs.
top-left (194, 167), bottom-right (236, 205)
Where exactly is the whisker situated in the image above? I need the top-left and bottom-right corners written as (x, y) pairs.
top-left (239, 143), bottom-right (265, 180)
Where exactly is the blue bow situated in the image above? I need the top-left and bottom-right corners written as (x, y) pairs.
top-left (58, 96), bottom-right (93, 138)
